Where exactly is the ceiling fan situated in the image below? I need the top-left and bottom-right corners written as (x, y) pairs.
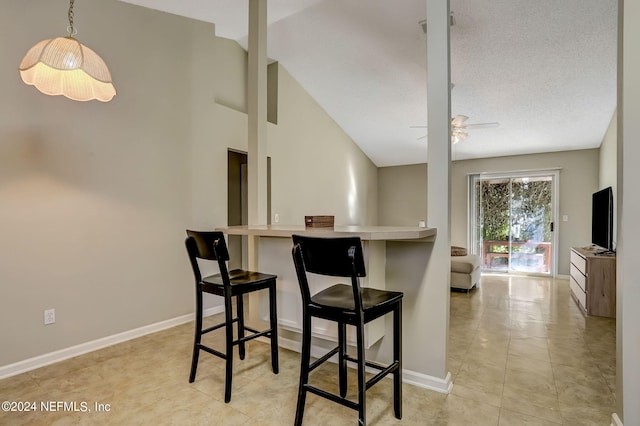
top-left (411, 115), bottom-right (500, 144)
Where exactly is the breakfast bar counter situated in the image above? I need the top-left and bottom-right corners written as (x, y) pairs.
top-left (215, 224), bottom-right (438, 360)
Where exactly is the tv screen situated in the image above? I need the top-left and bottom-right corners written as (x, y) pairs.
top-left (592, 186), bottom-right (613, 251)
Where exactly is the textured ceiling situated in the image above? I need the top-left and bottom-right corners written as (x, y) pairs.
top-left (120, 0), bottom-right (618, 166)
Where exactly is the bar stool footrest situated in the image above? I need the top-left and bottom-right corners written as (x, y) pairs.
top-left (201, 317), bottom-right (240, 335)
top-left (305, 384), bottom-right (359, 411)
top-left (365, 362), bottom-right (399, 390)
top-left (235, 327), bottom-right (273, 345)
top-left (309, 346), bottom-right (340, 372)
top-left (199, 344), bottom-right (226, 360)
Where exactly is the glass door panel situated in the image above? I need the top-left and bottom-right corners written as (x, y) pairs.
top-left (509, 177), bottom-right (553, 274)
top-left (471, 173), bottom-right (555, 275)
top-left (478, 177), bottom-right (511, 272)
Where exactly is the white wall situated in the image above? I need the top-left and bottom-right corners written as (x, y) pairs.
top-left (0, 0), bottom-right (377, 369)
top-left (617, 0), bottom-right (640, 422)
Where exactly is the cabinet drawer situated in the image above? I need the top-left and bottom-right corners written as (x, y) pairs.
top-left (569, 275), bottom-right (586, 311)
top-left (569, 265), bottom-right (586, 292)
top-left (570, 250), bottom-right (587, 273)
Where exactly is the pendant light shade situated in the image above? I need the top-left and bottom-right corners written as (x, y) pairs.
top-left (18, 0), bottom-right (115, 102)
top-left (19, 37), bottom-right (115, 102)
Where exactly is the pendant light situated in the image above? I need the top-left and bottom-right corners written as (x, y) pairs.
top-left (19, 0), bottom-right (116, 102)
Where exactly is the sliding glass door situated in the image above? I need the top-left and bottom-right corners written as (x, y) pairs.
top-left (470, 171), bottom-right (558, 275)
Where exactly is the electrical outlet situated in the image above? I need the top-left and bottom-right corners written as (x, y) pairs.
top-left (44, 309), bottom-right (55, 325)
top-left (274, 213), bottom-right (280, 223)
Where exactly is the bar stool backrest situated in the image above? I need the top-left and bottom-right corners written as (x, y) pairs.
top-left (292, 235), bottom-right (367, 312)
top-left (292, 235), bottom-right (366, 277)
top-left (186, 230), bottom-right (231, 286)
top-left (186, 230), bottom-right (230, 261)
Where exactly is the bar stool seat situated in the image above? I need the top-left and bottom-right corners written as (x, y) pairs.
top-left (291, 234), bottom-right (403, 426)
top-left (310, 285), bottom-right (402, 321)
top-left (185, 230), bottom-right (279, 403)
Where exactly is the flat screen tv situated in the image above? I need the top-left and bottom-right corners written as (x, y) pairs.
top-left (592, 186), bottom-right (614, 251)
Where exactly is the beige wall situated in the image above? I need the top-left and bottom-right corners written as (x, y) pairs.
top-left (377, 164), bottom-right (427, 226)
top-left (600, 110), bottom-right (618, 191)
top-left (599, 110), bottom-right (618, 249)
top-left (453, 150), bottom-right (599, 275)
top-left (377, 150), bottom-right (599, 276)
top-left (0, 0), bottom-right (377, 367)
top-left (268, 64), bottom-right (378, 226)
top-left (0, 0), bottom-right (206, 367)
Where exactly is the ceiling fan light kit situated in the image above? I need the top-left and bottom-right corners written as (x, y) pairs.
top-left (411, 115), bottom-right (499, 144)
top-left (451, 129), bottom-right (468, 145)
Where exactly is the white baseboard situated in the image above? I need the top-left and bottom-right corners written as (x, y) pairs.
top-left (277, 335), bottom-right (452, 394)
top-left (611, 413), bottom-right (623, 426)
top-left (404, 369), bottom-right (453, 394)
top-left (3, 308), bottom-right (452, 396)
top-left (0, 306), bottom-right (224, 380)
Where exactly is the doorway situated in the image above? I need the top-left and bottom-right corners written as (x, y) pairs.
top-left (227, 150), bottom-right (248, 270)
top-left (227, 150), bottom-right (271, 270)
top-left (469, 171), bottom-right (559, 275)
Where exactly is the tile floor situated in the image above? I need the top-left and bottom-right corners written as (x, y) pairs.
top-left (0, 275), bottom-right (616, 425)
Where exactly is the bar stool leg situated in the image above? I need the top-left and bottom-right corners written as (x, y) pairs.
top-left (224, 291), bottom-right (235, 403)
top-left (269, 282), bottom-right (279, 373)
top-left (189, 288), bottom-right (203, 383)
top-left (237, 294), bottom-right (246, 360)
top-left (356, 320), bottom-right (366, 426)
top-left (338, 322), bottom-right (347, 397)
top-left (295, 314), bottom-right (312, 426)
top-left (393, 302), bottom-right (402, 419)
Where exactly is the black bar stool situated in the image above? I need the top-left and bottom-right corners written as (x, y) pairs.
top-left (291, 235), bottom-right (403, 425)
top-left (185, 230), bottom-right (279, 403)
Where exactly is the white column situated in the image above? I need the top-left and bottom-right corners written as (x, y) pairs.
top-left (247, 0), bottom-right (268, 270)
top-left (420, 0), bottom-right (451, 381)
top-left (383, 0), bottom-right (451, 391)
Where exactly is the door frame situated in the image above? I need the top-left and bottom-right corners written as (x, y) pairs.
top-left (468, 169), bottom-right (560, 277)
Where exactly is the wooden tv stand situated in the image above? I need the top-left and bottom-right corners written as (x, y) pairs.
top-left (569, 247), bottom-right (616, 318)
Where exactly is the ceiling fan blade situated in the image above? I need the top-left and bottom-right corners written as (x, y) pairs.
top-left (412, 116), bottom-right (498, 141)
top-left (460, 122), bottom-right (500, 129)
top-left (451, 115), bottom-right (469, 127)
top-left (411, 115), bottom-right (469, 129)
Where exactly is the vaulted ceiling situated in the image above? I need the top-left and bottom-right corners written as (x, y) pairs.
top-left (120, 0), bottom-right (617, 166)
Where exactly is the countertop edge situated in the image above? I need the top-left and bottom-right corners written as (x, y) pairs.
top-left (215, 225), bottom-right (437, 241)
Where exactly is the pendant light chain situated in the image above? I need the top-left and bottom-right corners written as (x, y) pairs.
top-left (67, 0), bottom-right (77, 36)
